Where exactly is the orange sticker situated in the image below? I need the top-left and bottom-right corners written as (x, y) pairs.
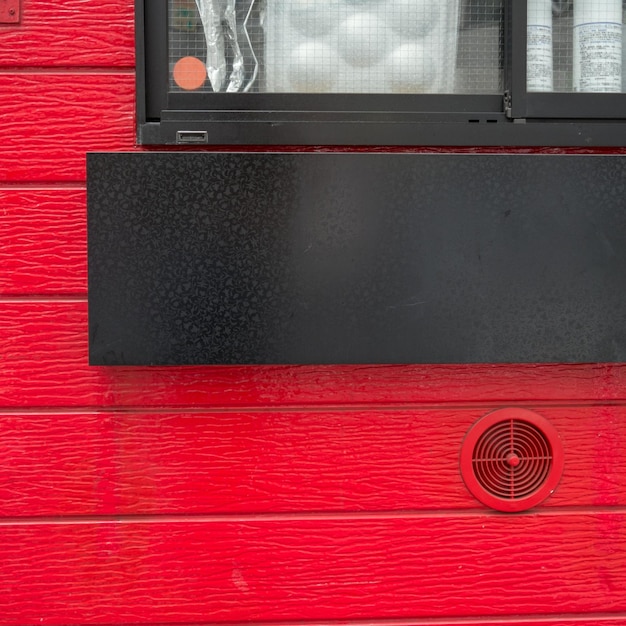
top-left (173, 56), bottom-right (207, 91)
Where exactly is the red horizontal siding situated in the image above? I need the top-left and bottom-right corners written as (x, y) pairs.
top-left (0, 514), bottom-right (625, 624)
top-left (0, 188), bottom-right (86, 295)
top-left (0, 407), bottom-right (623, 517)
top-left (0, 74), bottom-right (135, 183)
top-left (0, 0), bottom-right (134, 68)
top-left (2, 3), bottom-right (625, 625)
top-left (1, 301), bottom-right (626, 408)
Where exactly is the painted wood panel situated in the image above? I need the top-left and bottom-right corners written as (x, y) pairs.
top-left (1, 3), bottom-right (625, 625)
top-left (0, 0), bottom-right (134, 68)
top-left (0, 407), bottom-right (623, 517)
top-left (1, 301), bottom-right (626, 408)
top-left (0, 188), bottom-right (86, 295)
top-left (0, 514), bottom-right (624, 624)
top-left (0, 74), bottom-right (135, 183)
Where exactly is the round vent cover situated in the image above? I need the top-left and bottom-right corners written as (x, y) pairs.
top-left (460, 408), bottom-right (564, 513)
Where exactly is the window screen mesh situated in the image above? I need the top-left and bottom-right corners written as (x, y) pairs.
top-left (168, 0), bottom-right (504, 94)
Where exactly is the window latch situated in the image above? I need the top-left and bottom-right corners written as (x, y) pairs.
top-left (503, 90), bottom-right (512, 118)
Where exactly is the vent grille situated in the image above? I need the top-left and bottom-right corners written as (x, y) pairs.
top-left (473, 419), bottom-right (551, 500)
top-left (461, 409), bottom-right (564, 513)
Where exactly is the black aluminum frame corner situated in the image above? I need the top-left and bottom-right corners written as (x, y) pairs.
top-left (136, 0), bottom-right (168, 144)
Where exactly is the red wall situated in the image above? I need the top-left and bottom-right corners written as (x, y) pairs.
top-left (1, 2), bottom-right (626, 624)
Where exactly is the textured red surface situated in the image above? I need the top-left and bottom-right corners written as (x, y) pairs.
top-left (0, 189), bottom-right (86, 294)
top-left (0, 514), bottom-right (625, 624)
top-left (0, 407), bottom-right (624, 517)
top-left (1, 1), bottom-right (625, 624)
top-left (0, 74), bottom-right (135, 182)
top-left (0, 0), bottom-right (134, 67)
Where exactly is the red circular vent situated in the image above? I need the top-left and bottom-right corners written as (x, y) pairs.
top-left (460, 408), bottom-right (564, 513)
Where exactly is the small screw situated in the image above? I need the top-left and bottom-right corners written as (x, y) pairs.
top-left (8, 8), bottom-right (15, 15)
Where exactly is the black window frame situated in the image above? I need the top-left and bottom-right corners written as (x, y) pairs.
top-left (137, 0), bottom-right (626, 146)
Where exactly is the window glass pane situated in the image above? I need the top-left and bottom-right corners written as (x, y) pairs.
top-left (457, 1), bottom-right (504, 93)
top-left (168, 0), bottom-right (504, 94)
top-left (528, 0), bottom-right (625, 92)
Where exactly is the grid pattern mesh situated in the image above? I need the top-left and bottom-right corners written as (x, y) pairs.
top-left (529, 0), bottom-right (625, 92)
top-left (168, 0), bottom-right (504, 94)
top-left (169, 0), bottom-right (206, 88)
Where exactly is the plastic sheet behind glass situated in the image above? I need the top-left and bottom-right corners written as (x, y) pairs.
top-left (264, 0), bottom-right (460, 93)
top-left (528, 0), bottom-right (625, 92)
top-left (168, 0), bottom-right (504, 94)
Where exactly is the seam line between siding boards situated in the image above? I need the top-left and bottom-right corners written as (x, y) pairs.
top-left (32, 612), bottom-right (626, 626)
top-left (2, 401), bottom-right (626, 414)
top-left (0, 509), bottom-right (625, 524)
top-left (0, 296), bottom-right (86, 303)
top-left (0, 182), bottom-right (86, 189)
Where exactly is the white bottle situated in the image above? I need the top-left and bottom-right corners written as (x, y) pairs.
top-left (622, 6), bottom-right (626, 91)
top-left (573, 0), bottom-right (622, 92)
top-left (527, 0), bottom-right (554, 91)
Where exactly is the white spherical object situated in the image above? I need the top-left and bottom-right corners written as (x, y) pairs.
top-left (288, 42), bottom-right (336, 92)
top-left (289, 0), bottom-right (336, 38)
top-left (387, 43), bottom-right (437, 93)
top-left (388, 0), bottom-right (440, 38)
top-left (337, 12), bottom-right (389, 67)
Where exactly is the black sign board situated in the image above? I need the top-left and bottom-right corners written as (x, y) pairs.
top-left (88, 152), bottom-right (626, 365)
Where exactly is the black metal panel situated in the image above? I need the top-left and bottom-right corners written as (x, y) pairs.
top-left (88, 152), bottom-right (626, 365)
